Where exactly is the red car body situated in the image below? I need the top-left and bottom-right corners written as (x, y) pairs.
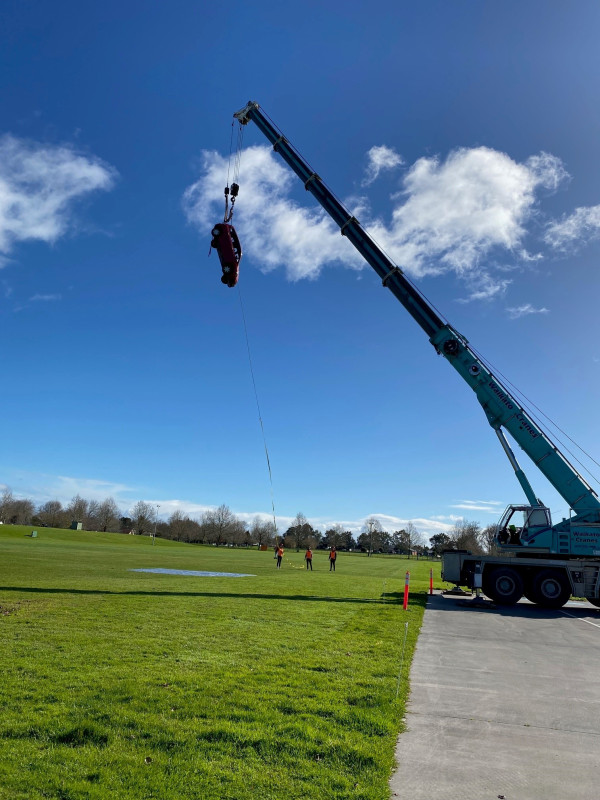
top-left (210, 223), bottom-right (242, 288)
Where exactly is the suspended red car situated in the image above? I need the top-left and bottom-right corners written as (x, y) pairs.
top-left (210, 222), bottom-right (242, 288)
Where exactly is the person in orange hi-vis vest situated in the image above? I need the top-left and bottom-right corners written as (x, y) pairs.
top-left (305, 547), bottom-right (313, 571)
top-left (276, 545), bottom-right (284, 569)
top-left (329, 546), bottom-right (337, 572)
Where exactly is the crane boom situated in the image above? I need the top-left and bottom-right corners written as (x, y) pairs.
top-left (234, 101), bottom-right (600, 553)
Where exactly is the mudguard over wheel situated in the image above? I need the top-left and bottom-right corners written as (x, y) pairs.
top-left (483, 567), bottom-right (523, 606)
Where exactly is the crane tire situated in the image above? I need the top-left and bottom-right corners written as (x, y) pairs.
top-left (483, 567), bottom-right (523, 606)
top-left (529, 569), bottom-right (571, 609)
top-left (585, 597), bottom-right (600, 608)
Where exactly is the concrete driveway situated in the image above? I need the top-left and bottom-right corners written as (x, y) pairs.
top-left (390, 593), bottom-right (600, 800)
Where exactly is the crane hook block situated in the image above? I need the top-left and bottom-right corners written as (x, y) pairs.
top-left (210, 223), bottom-right (243, 288)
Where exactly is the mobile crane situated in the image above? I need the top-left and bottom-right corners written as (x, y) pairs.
top-left (234, 101), bottom-right (600, 609)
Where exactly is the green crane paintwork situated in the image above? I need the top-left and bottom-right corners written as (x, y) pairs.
top-left (235, 101), bottom-right (600, 558)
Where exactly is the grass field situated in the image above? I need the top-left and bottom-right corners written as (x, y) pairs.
top-left (0, 526), bottom-right (441, 800)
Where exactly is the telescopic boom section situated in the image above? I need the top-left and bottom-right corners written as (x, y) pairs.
top-left (234, 101), bottom-right (600, 519)
top-left (234, 102), bottom-right (443, 339)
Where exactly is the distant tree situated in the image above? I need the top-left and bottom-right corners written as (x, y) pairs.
top-left (201, 504), bottom-right (242, 546)
top-left (86, 500), bottom-right (101, 530)
top-left (481, 523), bottom-right (500, 555)
top-left (391, 530), bottom-right (405, 553)
top-left (0, 488), bottom-right (14, 524)
top-left (322, 524), bottom-right (349, 550)
top-left (450, 519), bottom-right (484, 554)
top-left (1, 489), bottom-right (34, 525)
top-left (131, 501), bottom-right (155, 536)
top-left (360, 517), bottom-right (383, 555)
top-left (120, 516), bottom-right (133, 533)
top-left (234, 522), bottom-right (253, 546)
top-left (404, 522), bottom-right (424, 557)
top-left (37, 500), bottom-right (67, 528)
top-left (11, 499), bottom-right (35, 525)
top-left (391, 523), bottom-right (423, 557)
top-left (282, 530), bottom-right (295, 548)
top-left (168, 510), bottom-right (189, 542)
top-left (181, 519), bottom-right (202, 543)
top-left (429, 532), bottom-right (453, 555)
top-left (343, 530), bottom-right (357, 550)
top-left (66, 494), bottom-right (88, 526)
top-left (285, 512), bottom-right (315, 551)
top-left (249, 517), bottom-right (277, 548)
top-left (97, 498), bottom-right (120, 532)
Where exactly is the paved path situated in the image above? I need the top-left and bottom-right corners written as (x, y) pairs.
top-left (389, 593), bottom-right (600, 800)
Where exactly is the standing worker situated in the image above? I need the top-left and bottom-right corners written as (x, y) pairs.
top-left (329, 546), bottom-right (337, 572)
top-left (276, 544), bottom-right (284, 569)
top-left (305, 547), bottom-right (313, 571)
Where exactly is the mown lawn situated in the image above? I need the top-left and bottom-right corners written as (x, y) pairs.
top-left (0, 526), bottom-right (441, 800)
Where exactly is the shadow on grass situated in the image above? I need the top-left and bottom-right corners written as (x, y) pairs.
top-left (0, 586), bottom-right (416, 605)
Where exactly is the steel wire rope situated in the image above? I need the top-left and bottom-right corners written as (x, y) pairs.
top-left (471, 344), bottom-right (600, 484)
top-left (236, 284), bottom-right (278, 537)
top-left (233, 122), bottom-right (244, 184)
top-left (222, 121), bottom-right (277, 535)
top-left (226, 121), bottom-right (235, 189)
top-left (469, 344), bottom-right (600, 490)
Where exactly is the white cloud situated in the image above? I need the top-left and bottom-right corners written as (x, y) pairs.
top-left (0, 134), bottom-right (117, 259)
top-left (506, 303), bottom-right (549, 320)
top-left (378, 146), bottom-right (554, 278)
top-left (46, 475), bottom-right (135, 504)
top-left (310, 512), bottom-right (454, 537)
top-left (451, 499), bottom-right (503, 513)
top-left (362, 145), bottom-right (404, 186)
top-left (183, 146), bottom-right (361, 281)
top-left (544, 205), bottom-right (600, 250)
top-left (525, 152), bottom-right (569, 191)
top-left (30, 293), bottom-right (61, 302)
top-left (456, 271), bottom-right (511, 303)
top-left (184, 144), bottom-right (568, 286)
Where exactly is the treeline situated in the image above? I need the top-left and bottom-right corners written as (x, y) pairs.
top-left (0, 490), bottom-right (121, 533)
top-left (429, 520), bottom-right (500, 556)
top-left (0, 488), bottom-right (499, 554)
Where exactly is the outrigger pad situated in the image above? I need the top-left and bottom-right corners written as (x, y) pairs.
top-left (210, 222), bottom-right (242, 288)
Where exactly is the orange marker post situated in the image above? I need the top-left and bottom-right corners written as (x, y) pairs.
top-left (429, 568), bottom-right (434, 595)
top-left (403, 571), bottom-right (410, 610)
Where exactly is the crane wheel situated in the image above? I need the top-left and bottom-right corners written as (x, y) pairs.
top-left (483, 567), bottom-right (523, 606)
top-left (585, 597), bottom-right (600, 608)
top-left (528, 569), bottom-right (571, 609)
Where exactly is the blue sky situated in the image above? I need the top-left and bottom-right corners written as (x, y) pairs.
top-left (1, 0), bottom-right (600, 539)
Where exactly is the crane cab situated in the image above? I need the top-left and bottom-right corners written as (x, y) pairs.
top-left (497, 504), bottom-right (553, 551)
